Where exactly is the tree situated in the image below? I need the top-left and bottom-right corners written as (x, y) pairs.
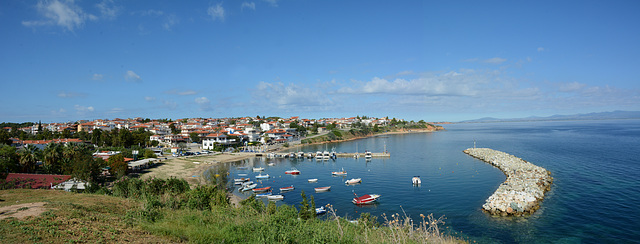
top-left (108, 153), bottom-right (127, 178)
top-left (373, 124), bottom-right (380, 133)
top-left (169, 123), bottom-right (180, 135)
top-left (0, 145), bottom-right (18, 174)
top-left (42, 143), bottom-right (63, 174)
top-left (189, 132), bottom-right (200, 143)
top-left (18, 145), bottom-right (39, 173)
top-left (298, 190), bottom-right (316, 220)
top-left (0, 129), bottom-right (11, 145)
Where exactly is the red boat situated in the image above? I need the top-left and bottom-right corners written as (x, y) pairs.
top-left (285, 168), bottom-right (300, 175)
top-left (352, 193), bottom-right (381, 205)
top-left (279, 185), bottom-right (294, 192)
top-left (252, 186), bottom-right (271, 193)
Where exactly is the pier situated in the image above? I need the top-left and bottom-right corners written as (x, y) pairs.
top-left (254, 152), bottom-right (390, 158)
top-left (464, 148), bottom-right (553, 216)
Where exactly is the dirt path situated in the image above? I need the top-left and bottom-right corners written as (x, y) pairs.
top-left (0, 202), bottom-right (48, 220)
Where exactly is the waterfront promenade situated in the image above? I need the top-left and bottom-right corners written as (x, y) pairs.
top-left (464, 148), bottom-right (553, 216)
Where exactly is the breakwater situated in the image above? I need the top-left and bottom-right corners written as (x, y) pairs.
top-left (464, 148), bottom-right (553, 216)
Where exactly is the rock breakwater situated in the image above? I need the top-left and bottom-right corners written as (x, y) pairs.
top-left (464, 148), bottom-right (553, 216)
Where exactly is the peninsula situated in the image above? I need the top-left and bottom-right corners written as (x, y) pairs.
top-left (464, 148), bottom-right (553, 216)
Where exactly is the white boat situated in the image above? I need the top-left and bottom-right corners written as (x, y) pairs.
top-left (323, 151), bottom-right (330, 160)
top-left (267, 162), bottom-right (275, 166)
top-left (253, 167), bottom-right (265, 171)
top-left (297, 152), bottom-right (305, 158)
top-left (316, 206), bottom-right (327, 215)
top-left (267, 195), bottom-right (284, 200)
top-left (315, 151), bottom-right (323, 159)
top-left (345, 178), bottom-right (362, 185)
top-left (279, 185), bottom-right (294, 192)
top-left (352, 193), bottom-right (381, 205)
top-left (234, 178), bottom-right (250, 184)
top-left (240, 183), bottom-right (257, 191)
top-left (256, 192), bottom-right (272, 198)
top-left (412, 176), bottom-right (421, 185)
top-left (308, 178), bottom-right (318, 183)
top-left (255, 173), bottom-right (269, 179)
top-left (314, 186), bottom-right (331, 192)
top-left (241, 181), bottom-right (254, 186)
top-left (332, 168), bottom-right (347, 176)
top-left (364, 150), bottom-right (372, 160)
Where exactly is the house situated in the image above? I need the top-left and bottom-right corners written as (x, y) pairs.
top-left (202, 133), bottom-right (233, 150)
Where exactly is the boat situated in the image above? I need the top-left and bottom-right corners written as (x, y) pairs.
top-left (256, 192), bottom-right (272, 198)
top-left (297, 152), bottom-right (305, 158)
top-left (315, 151), bottom-right (323, 160)
top-left (285, 168), bottom-right (300, 175)
top-left (364, 150), bottom-right (372, 160)
top-left (279, 185), bottom-right (294, 192)
top-left (253, 167), bottom-right (265, 171)
top-left (316, 206), bottom-right (327, 215)
top-left (330, 147), bottom-right (337, 159)
top-left (238, 173), bottom-right (248, 176)
top-left (345, 178), bottom-right (362, 185)
top-left (308, 178), bottom-right (318, 183)
top-left (241, 181), bottom-right (254, 186)
top-left (323, 151), bottom-right (330, 160)
top-left (240, 183), bottom-right (257, 191)
top-left (332, 168), bottom-right (347, 176)
top-left (412, 176), bottom-right (421, 185)
top-left (234, 178), bottom-right (250, 185)
top-left (267, 195), bottom-right (284, 200)
top-left (252, 186), bottom-right (272, 193)
top-left (352, 193), bottom-right (381, 205)
top-left (255, 173), bottom-right (270, 179)
top-left (237, 166), bottom-right (249, 170)
top-left (314, 186), bottom-right (331, 192)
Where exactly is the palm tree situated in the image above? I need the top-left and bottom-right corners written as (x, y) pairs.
top-left (18, 145), bottom-right (39, 173)
top-left (43, 143), bottom-right (62, 174)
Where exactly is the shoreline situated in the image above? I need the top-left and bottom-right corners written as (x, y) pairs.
top-left (463, 148), bottom-right (553, 216)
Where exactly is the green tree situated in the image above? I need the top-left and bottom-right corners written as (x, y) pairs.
top-left (18, 145), bottom-right (39, 173)
top-left (42, 143), bottom-right (63, 174)
top-left (373, 124), bottom-right (380, 132)
top-left (0, 129), bottom-right (11, 145)
top-left (298, 190), bottom-right (315, 220)
top-left (169, 123), bottom-right (180, 134)
top-left (189, 132), bottom-right (200, 143)
top-left (0, 145), bottom-right (18, 173)
top-left (108, 153), bottom-right (128, 178)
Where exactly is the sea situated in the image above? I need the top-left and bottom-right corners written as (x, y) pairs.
top-left (223, 119), bottom-right (640, 243)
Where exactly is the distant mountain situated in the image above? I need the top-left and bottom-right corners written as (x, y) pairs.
top-left (460, 110), bottom-right (640, 123)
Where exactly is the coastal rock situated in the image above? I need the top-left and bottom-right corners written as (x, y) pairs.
top-left (464, 148), bottom-right (553, 217)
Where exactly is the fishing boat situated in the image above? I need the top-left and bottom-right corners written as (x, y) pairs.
top-left (267, 195), bottom-right (284, 200)
top-left (314, 186), bottom-right (331, 192)
top-left (308, 178), bottom-right (318, 183)
top-left (240, 183), bottom-right (257, 191)
top-left (252, 186), bottom-right (272, 193)
top-left (345, 178), bottom-right (362, 185)
top-left (352, 193), bottom-right (381, 205)
top-left (316, 206), bottom-right (327, 215)
top-left (332, 168), bottom-right (347, 176)
top-left (279, 185), bottom-right (294, 192)
top-left (285, 168), bottom-right (300, 175)
top-left (256, 192), bottom-right (272, 198)
top-left (255, 173), bottom-right (270, 179)
top-left (412, 176), bottom-right (421, 185)
top-left (253, 167), bottom-right (265, 171)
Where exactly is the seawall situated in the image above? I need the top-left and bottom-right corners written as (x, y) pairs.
top-left (463, 148), bottom-right (553, 216)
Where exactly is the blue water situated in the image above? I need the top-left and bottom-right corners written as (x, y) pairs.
top-left (224, 119), bottom-right (640, 243)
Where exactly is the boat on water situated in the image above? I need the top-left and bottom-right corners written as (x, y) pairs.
top-left (255, 173), bottom-right (270, 179)
top-left (238, 173), bottom-right (248, 176)
top-left (279, 185), bottom-right (294, 192)
top-left (285, 168), bottom-right (300, 175)
top-left (267, 195), bottom-right (284, 201)
top-left (345, 178), bottom-right (362, 185)
top-left (412, 176), bottom-right (421, 185)
top-left (332, 168), bottom-right (347, 176)
top-left (240, 183), bottom-right (257, 191)
top-left (267, 162), bottom-right (275, 166)
top-left (237, 166), bottom-right (249, 170)
top-left (315, 151), bottom-right (323, 160)
top-left (253, 167), bottom-right (265, 171)
top-left (297, 152), bottom-right (305, 158)
top-left (314, 186), bottom-right (331, 192)
top-left (252, 186), bottom-right (272, 193)
top-left (323, 151), bottom-right (331, 160)
top-left (308, 178), bottom-right (318, 183)
top-left (256, 192), bottom-right (272, 198)
top-left (330, 148), bottom-right (337, 159)
top-left (364, 150), bottom-right (372, 160)
top-left (316, 206), bottom-right (327, 215)
top-left (352, 193), bottom-right (381, 205)
top-left (234, 178), bottom-right (250, 185)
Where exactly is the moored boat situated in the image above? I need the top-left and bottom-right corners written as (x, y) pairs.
top-left (256, 192), bottom-right (272, 198)
top-left (255, 173), bottom-right (269, 179)
top-left (285, 168), bottom-right (300, 175)
top-left (267, 195), bottom-right (284, 200)
top-left (364, 150), bottom-right (372, 160)
top-left (332, 168), bottom-right (347, 176)
top-left (352, 193), bottom-right (380, 205)
top-left (308, 178), bottom-right (318, 183)
top-left (279, 185), bottom-right (294, 192)
top-left (316, 206), bottom-right (327, 215)
top-left (412, 176), bottom-right (421, 185)
top-left (252, 186), bottom-right (272, 193)
top-left (240, 183), bottom-right (257, 191)
top-left (315, 151), bottom-right (323, 160)
top-left (253, 167), bottom-right (265, 171)
top-left (234, 178), bottom-right (250, 185)
top-left (345, 178), bottom-right (362, 185)
top-left (314, 186), bottom-right (331, 192)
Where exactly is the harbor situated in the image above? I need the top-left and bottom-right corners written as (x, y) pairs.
top-left (463, 148), bottom-right (553, 216)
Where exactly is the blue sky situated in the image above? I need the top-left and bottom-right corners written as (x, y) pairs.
top-left (1, 0), bottom-right (639, 123)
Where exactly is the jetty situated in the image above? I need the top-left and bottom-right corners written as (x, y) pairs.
top-left (464, 148), bottom-right (553, 216)
top-left (254, 152), bottom-right (390, 158)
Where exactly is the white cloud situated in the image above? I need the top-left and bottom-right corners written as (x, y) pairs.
top-left (339, 71), bottom-right (479, 97)
top-left (537, 47), bottom-right (545, 52)
top-left (263, 0), bottom-right (278, 7)
top-left (163, 14), bottom-right (179, 31)
top-left (125, 70), bottom-right (142, 82)
top-left (242, 2), bottom-right (256, 10)
top-left (144, 96), bottom-right (156, 101)
top-left (195, 97), bottom-right (212, 111)
top-left (108, 108), bottom-right (124, 114)
top-left (254, 82), bottom-right (333, 110)
top-left (22, 0), bottom-right (97, 31)
top-left (165, 89), bottom-right (197, 95)
top-left (74, 105), bottom-right (94, 113)
top-left (58, 91), bottom-right (85, 98)
top-left (558, 82), bottom-right (587, 92)
top-left (96, 0), bottom-right (120, 20)
top-left (208, 3), bottom-right (225, 21)
top-left (483, 57), bottom-right (507, 64)
top-left (139, 9), bottom-right (164, 16)
top-left (92, 73), bottom-right (103, 80)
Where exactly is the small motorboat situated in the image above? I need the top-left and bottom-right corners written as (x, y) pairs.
top-left (253, 167), bottom-right (265, 171)
top-left (256, 192), bottom-right (272, 198)
top-left (308, 178), bottom-right (318, 183)
top-left (234, 178), bottom-right (250, 185)
top-left (316, 206), bottom-right (327, 215)
top-left (252, 186), bottom-right (272, 193)
top-left (364, 150), bottom-right (372, 160)
top-left (345, 178), bottom-right (362, 185)
top-left (267, 162), bottom-right (275, 166)
top-left (332, 168), bottom-right (347, 176)
top-left (352, 193), bottom-right (381, 205)
top-left (285, 168), bottom-right (300, 175)
top-left (238, 173), bottom-right (248, 176)
top-left (241, 181), bottom-right (254, 186)
top-left (255, 173), bottom-right (270, 179)
top-left (279, 185), bottom-right (294, 192)
top-left (267, 195), bottom-right (284, 201)
top-left (240, 183), bottom-right (257, 192)
top-left (412, 176), bottom-right (422, 185)
top-left (314, 186), bottom-right (331, 192)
